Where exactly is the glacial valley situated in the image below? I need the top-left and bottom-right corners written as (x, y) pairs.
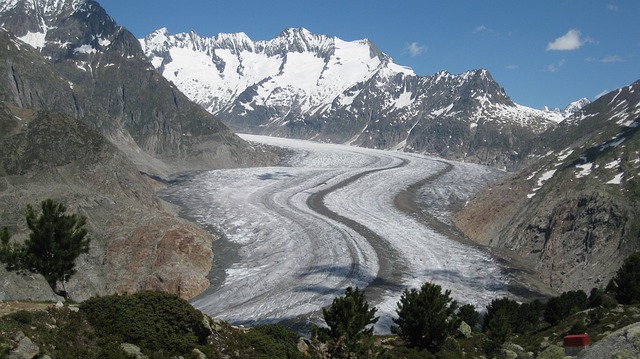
top-left (163, 135), bottom-right (542, 333)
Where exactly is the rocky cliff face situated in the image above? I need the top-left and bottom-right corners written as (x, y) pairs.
top-left (0, 1), bottom-right (281, 301)
top-left (453, 80), bottom-right (640, 292)
top-left (0, 0), bottom-right (278, 177)
top-left (141, 28), bottom-right (575, 169)
top-left (0, 104), bottom-right (215, 301)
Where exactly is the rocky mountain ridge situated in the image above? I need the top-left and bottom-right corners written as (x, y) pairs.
top-left (0, 0), bottom-right (279, 302)
top-left (453, 80), bottom-right (640, 293)
top-left (0, 0), bottom-right (277, 177)
top-left (141, 27), bottom-right (585, 169)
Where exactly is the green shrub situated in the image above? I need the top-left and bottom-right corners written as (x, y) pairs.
top-left (314, 286), bottom-right (378, 357)
top-left (95, 341), bottom-right (133, 359)
top-left (0, 200), bottom-right (90, 298)
top-left (483, 297), bottom-right (542, 335)
top-left (543, 290), bottom-right (588, 325)
top-left (484, 308), bottom-right (511, 356)
top-left (7, 310), bottom-right (34, 324)
top-left (436, 337), bottom-right (464, 359)
top-left (385, 346), bottom-right (436, 359)
top-left (80, 291), bottom-right (209, 355)
top-left (244, 325), bottom-right (305, 359)
top-left (567, 320), bottom-right (588, 335)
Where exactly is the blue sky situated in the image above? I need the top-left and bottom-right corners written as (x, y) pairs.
top-left (98, 0), bottom-right (639, 110)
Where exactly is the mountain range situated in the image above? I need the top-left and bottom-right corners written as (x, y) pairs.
top-left (141, 26), bottom-right (640, 293)
top-left (0, 0), bottom-right (638, 301)
top-left (141, 27), bottom-right (589, 169)
top-left (0, 0), bottom-right (276, 177)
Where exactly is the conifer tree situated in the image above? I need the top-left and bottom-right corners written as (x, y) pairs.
top-left (457, 303), bottom-right (480, 328)
top-left (391, 282), bottom-right (460, 353)
top-left (315, 286), bottom-right (379, 357)
top-left (608, 252), bottom-right (640, 304)
top-left (0, 199), bottom-right (91, 297)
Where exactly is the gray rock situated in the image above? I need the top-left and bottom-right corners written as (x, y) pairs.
top-left (192, 348), bottom-right (207, 359)
top-left (201, 315), bottom-right (214, 335)
top-left (458, 321), bottom-right (473, 338)
top-left (0, 266), bottom-right (62, 302)
top-left (501, 349), bottom-right (518, 359)
top-left (577, 322), bottom-right (640, 359)
top-left (8, 332), bottom-right (39, 359)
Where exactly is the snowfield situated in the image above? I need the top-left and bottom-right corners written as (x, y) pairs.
top-left (163, 135), bottom-right (513, 333)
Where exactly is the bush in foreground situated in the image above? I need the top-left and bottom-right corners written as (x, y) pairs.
top-left (80, 291), bottom-right (209, 355)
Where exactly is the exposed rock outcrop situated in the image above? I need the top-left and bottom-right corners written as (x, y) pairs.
top-left (454, 81), bottom-right (640, 292)
top-left (577, 322), bottom-right (640, 358)
top-left (0, 108), bottom-right (216, 301)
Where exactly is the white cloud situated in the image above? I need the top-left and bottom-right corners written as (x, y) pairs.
top-left (607, 3), bottom-right (619, 11)
top-left (405, 42), bottom-right (426, 57)
top-left (506, 64), bottom-right (518, 70)
top-left (545, 59), bottom-right (566, 73)
top-left (473, 25), bottom-right (488, 34)
top-left (546, 29), bottom-right (591, 51)
top-left (473, 25), bottom-right (495, 34)
top-left (586, 55), bottom-right (625, 63)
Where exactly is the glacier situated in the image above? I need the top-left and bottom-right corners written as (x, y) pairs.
top-left (163, 135), bottom-right (523, 333)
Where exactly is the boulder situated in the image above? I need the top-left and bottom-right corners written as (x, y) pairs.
top-left (8, 332), bottom-right (39, 359)
top-left (577, 322), bottom-right (640, 359)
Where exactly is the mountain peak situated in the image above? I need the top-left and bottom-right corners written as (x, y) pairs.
top-left (563, 97), bottom-right (590, 114)
top-left (267, 27), bottom-right (334, 55)
top-left (0, 0), bottom-right (117, 49)
top-left (0, 0), bottom-right (88, 17)
top-left (276, 27), bottom-right (314, 39)
top-left (213, 31), bottom-right (254, 52)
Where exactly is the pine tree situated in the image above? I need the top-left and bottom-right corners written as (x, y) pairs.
top-left (457, 303), bottom-right (480, 328)
top-left (391, 282), bottom-right (460, 353)
top-left (0, 199), bottom-right (91, 297)
top-left (608, 252), bottom-right (640, 304)
top-left (484, 308), bottom-right (511, 356)
top-left (315, 286), bottom-right (378, 357)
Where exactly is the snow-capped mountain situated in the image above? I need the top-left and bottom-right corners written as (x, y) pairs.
top-left (142, 27), bottom-right (413, 119)
top-left (0, 0), bottom-right (273, 176)
top-left (0, 0), bottom-right (109, 50)
top-left (562, 97), bottom-right (591, 115)
top-left (141, 28), bottom-right (568, 168)
top-left (543, 97), bottom-right (591, 119)
top-left (0, 0), bottom-right (279, 302)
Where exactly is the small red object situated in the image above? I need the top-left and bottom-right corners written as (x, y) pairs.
top-left (564, 334), bottom-right (590, 347)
